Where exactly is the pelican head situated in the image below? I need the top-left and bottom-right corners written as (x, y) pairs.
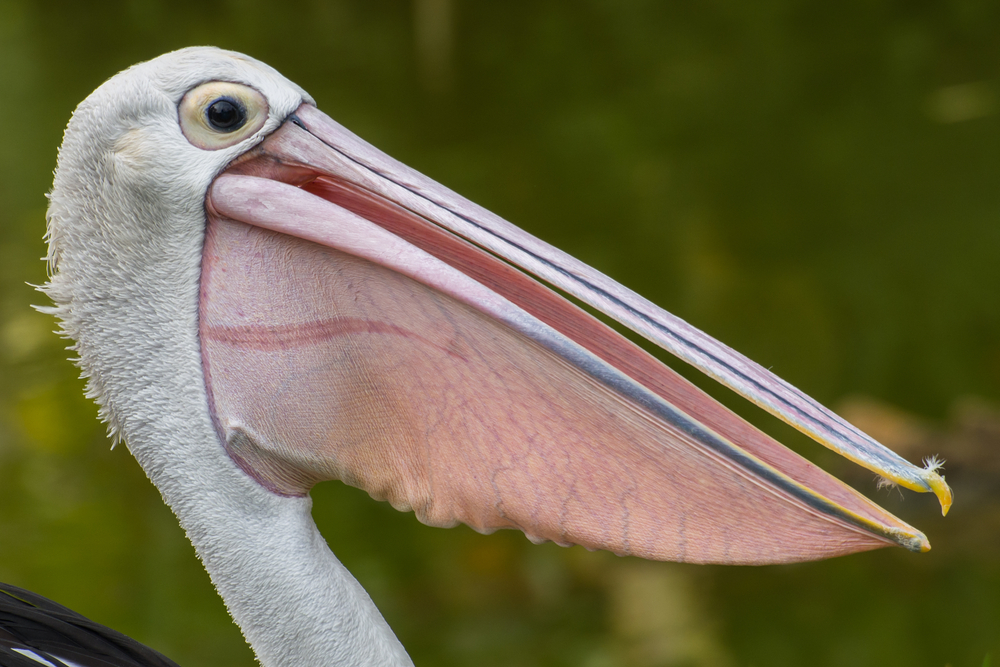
top-left (42, 47), bottom-right (950, 666)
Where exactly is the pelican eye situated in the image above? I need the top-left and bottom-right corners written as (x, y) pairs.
top-left (179, 81), bottom-right (268, 150)
top-left (206, 97), bottom-right (246, 131)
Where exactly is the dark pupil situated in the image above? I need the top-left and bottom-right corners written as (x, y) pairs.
top-left (206, 98), bottom-right (246, 132)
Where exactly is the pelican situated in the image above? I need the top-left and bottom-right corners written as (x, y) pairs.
top-left (38, 47), bottom-right (951, 666)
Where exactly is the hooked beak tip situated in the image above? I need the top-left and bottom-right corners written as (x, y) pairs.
top-left (930, 474), bottom-right (953, 516)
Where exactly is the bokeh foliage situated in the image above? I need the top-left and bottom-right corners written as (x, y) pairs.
top-left (1, 1), bottom-right (998, 665)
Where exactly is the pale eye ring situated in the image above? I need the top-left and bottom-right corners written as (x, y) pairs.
top-left (179, 81), bottom-right (268, 150)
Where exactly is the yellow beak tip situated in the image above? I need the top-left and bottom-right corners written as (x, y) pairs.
top-left (928, 475), bottom-right (953, 517)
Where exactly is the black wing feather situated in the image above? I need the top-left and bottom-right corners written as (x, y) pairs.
top-left (0, 583), bottom-right (181, 667)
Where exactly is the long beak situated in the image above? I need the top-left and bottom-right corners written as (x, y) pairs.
top-left (201, 103), bottom-right (949, 564)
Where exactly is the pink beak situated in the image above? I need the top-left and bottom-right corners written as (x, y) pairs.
top-left (197, 103), bottom-right (950, 565)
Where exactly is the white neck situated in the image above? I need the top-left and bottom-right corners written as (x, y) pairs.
top-left (155, 430), bottom-right (412, 667)
top-left (48, 211), bottom-right (412, 666)
top-left (44, 91), bottom-right (412, 664)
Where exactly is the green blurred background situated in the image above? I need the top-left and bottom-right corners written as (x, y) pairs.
top-left (1, 1), bottom-right (998, 665)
